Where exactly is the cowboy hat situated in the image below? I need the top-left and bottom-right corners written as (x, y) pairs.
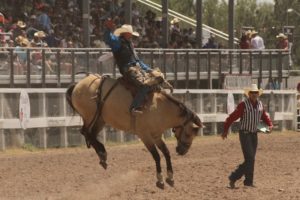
top-left (16, 20), bottom-right (26, 28)
top-left (251, 30), bottom-right (258, 35)
top-left (34, 31), bottom-right (46, 38)
top-left (276, 33), bottom-right (287, 39)
top-left (244, 84), bottom-right (263, 97)
top-left (245, 30), bottom-right (252, 36)
top-left (171, 17), bottom-right (180, 24)
top-left (114, 24), bottom-right (139, 37)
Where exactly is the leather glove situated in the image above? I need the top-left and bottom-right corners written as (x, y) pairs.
top-left (104, 19), bottom-right (115, 30)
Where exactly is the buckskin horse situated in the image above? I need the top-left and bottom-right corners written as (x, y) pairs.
top-left (66, 73), bottom-right (203, 189)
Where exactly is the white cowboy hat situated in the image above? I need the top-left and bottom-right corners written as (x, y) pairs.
top-left (251, 30), bottom-right (258, 35)
top-left (16, 20), bottom-right (26, 28)
top-left (34, 31), bottom-right (46, 38)
top-left (244, 84), bottom-right (263, 97)
top-left (171, 17), bottom-right (180, 25)
top-left (114, 24), bottom-right (139, 37)
top-left (276, 33), bottom-right (287, 39)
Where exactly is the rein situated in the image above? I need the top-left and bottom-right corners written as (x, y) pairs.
top-left (160, 91), bottom-right (196, 131)
top-left (86, 75), bottom-right (119, 140)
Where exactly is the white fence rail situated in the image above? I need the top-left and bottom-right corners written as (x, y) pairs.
top-left (0, 88), bottom-right (297, 150)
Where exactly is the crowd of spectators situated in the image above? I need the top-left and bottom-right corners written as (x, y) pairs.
top-left (0, 0), bottom-right (290, 50)
top-left (0, 0), bottom-right (199, 49)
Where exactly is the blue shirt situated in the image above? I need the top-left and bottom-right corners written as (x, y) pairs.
top-left (103, 29), bottom-right (151, 72)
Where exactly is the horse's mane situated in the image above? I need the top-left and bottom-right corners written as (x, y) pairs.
top-left (160, 91), bottom-right (192, 117)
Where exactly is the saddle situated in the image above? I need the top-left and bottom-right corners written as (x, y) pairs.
top-left (118, 68), bottom-right (173, 108)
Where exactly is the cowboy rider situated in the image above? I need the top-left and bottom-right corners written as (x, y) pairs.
top-left (104, 19), bottom-right (152, 115)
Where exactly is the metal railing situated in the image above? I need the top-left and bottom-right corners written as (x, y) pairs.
top-left (0, 47), bottom-right (290, 89)
top-left (0, 88), bottom-right (296, 150)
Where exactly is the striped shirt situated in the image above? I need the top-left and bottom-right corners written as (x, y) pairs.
top-left (240, 98), bottom-right (263, 132)
top-left (223, 98), bottom-right (272, 134)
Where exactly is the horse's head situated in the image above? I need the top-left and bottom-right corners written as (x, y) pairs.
top-left (172, 113), bottom-right (203, 155)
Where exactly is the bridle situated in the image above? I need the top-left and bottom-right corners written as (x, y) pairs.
top-left (172, 110), bottom-right (196, 135)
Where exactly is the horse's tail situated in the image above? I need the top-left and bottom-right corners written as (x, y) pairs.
top-left (66, 83), bottom-right (77, 113)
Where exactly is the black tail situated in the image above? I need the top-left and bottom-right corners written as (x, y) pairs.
top-left (66, 83), bottom-right (77, 112)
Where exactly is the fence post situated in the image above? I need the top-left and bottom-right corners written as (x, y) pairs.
top-left (56, 50), bottom-right (61, 88)
top-left (208, 51), bottom-right (212, 89)
top-left (0, 129), bottom-right (4, 151)
top-left (174, 52), bottom-right (178, 88)
top-left (40, 93), bottom-right (47, 149)
top-left (9, 49), bottom-right (14, 88)
top-left (185, 51), bottom-right (189, 89)
top-left (40, 128), bottom-right (47, 149)
top-left (196, 51), bottom-right (200, 88)
top-left (42, 49), bottom-right (46, 87)
top-left (60, 127), bottom-right (68, 147)
top-left (26, 49), bottom-right (31, 88)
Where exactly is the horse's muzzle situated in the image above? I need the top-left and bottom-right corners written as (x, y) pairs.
top-left (176, 142), bottom-right (190, 155)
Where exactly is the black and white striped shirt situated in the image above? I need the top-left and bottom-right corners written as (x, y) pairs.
top-left (240, 98), bottom-right (264, 132)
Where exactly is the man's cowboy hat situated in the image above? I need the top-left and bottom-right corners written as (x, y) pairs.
top-left (15, 36), bottom-right (29, 46)
top-left (16, 20), bottom-right (26, 28)
top-left (245, 30), bottom-right (252, 36)
top-left (114, 24), bottom-right (139, 37)
top-left (170, 17), bottom-right (180, 24)
top-left (251, 30), bottom-right (258, 35)
top-left (244, 84), bottom-right (263, 97)
top-left (276, 33), bottom-right (287, 39)
top-left (34, 31), bottom-right (46, 38)
top-left (20, 38), bottom-right (30, 46)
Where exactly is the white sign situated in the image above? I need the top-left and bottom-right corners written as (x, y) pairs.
top-left (19, 90), bottom-right (30, 129)
top-left (223, 74), bottom-right (252, 89)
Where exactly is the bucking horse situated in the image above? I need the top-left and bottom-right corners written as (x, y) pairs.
top-left (66, 73), bottom-right (203, 189)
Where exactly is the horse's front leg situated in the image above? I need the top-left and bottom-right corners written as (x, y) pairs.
top-left (142, 139), bottom-right (164, 189)
top-left (156, 139), bottom-right (174, 187)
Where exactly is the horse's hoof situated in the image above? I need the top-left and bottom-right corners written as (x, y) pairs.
top-left (156, 181), bottom-right (164, 189)
top-left (99, 161), bottom-right (107, 169)
top-left (165, 178), bottom-right (174, 187)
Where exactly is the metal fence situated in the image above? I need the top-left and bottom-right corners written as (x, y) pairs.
top-left (0, 88), bottom-right (296, 150)
top-left (0, 47), bottom-right (290, 89)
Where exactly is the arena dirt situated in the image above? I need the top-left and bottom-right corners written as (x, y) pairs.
top-left (0, 131), bottom-right (299, 200)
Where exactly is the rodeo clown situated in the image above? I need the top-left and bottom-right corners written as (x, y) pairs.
top-left (222, 84), bottom-right (273, 188)
top-left (103, 19), bottom-right (155, 115)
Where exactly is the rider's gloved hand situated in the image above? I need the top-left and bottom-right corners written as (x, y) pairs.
top-left (104, 19), bottom-right (115, 30)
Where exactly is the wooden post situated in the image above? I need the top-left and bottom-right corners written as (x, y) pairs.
top-left (0, 128), bottom-right (5, 151)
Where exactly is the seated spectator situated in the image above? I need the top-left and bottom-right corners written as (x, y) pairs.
top-left (12, 20), bottom-right (27, 40)
top-left (276, 33), bottom-right (288, 50)
top-left (14, 36), bottom-right (30, 74)
top-left (203, 35), bottom-right (218, 49)
top-left (170, 17), bottom-right (181, 42)
top-left (25, 15), bottom-right (40, 40)
top-left (31, 31), bottom-right (47, 47)
top-left (239, 32), bottom-right (250, 49)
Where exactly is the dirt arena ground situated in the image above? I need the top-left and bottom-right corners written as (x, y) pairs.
top-left (0, 131), bottom-right (299, 200)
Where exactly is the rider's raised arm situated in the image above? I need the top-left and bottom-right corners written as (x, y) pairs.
top-left (103, 29), bottom-right (121, 52)
top-left (103, 19), bottom-right (121, 52)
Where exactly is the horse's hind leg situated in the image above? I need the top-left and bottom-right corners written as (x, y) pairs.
top-left (89, 139), bottom-right (107, 169)
top-left (156, 139), bottom-right (174, 187)
top-left (81, 125), bottom-right (108, 169)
